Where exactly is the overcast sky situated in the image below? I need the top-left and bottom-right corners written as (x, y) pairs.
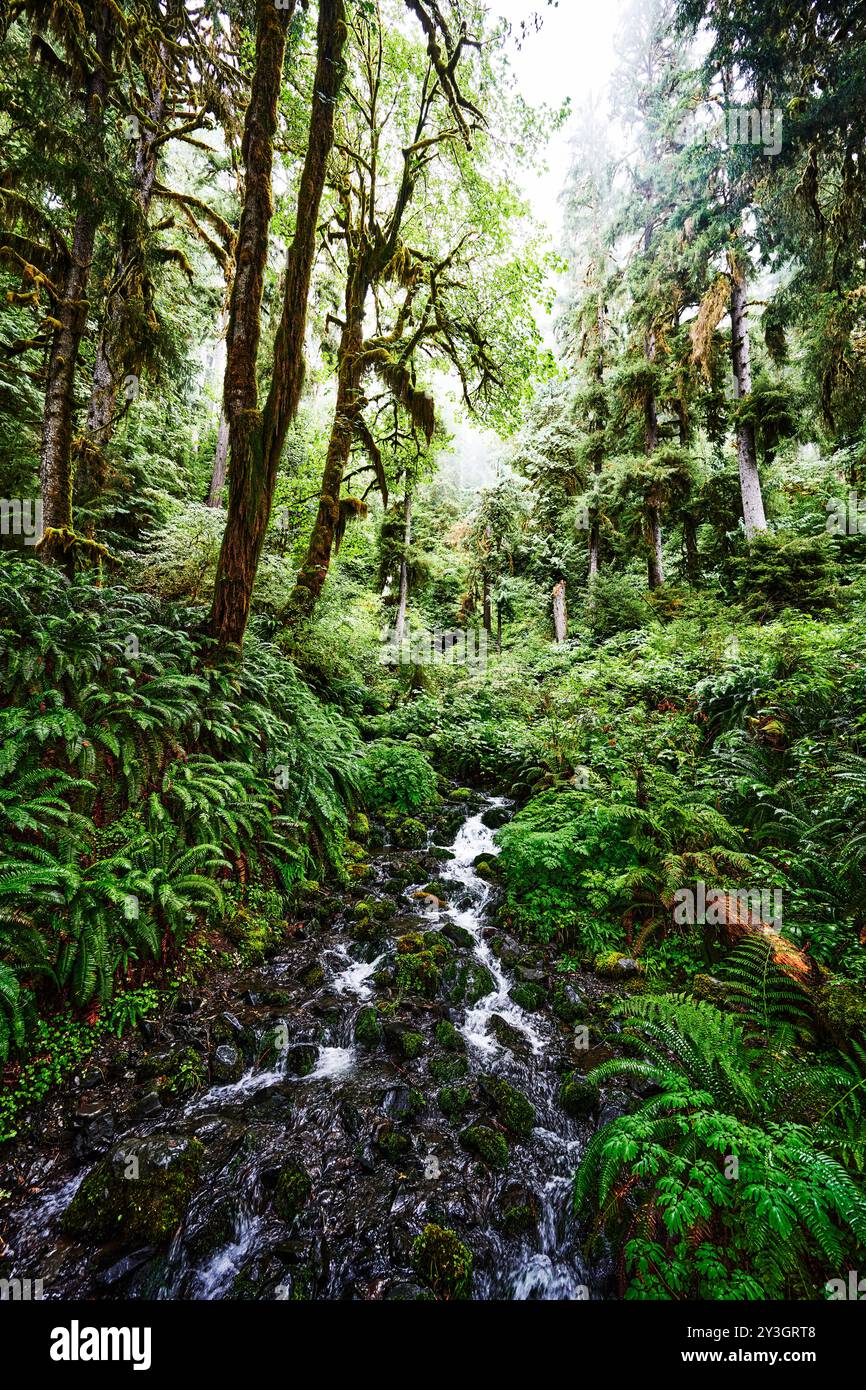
top-left (492, 0), bottom-right (624, 242)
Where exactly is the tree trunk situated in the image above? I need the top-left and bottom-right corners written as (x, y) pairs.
top-left (552, 579), bottom-right (567, 644)
top-left (683, 513), bottom-right (699, 584)
top-left (207, 411), bottom-right (230, 506)
top-left (83, 69), bottom-right (164, 457)
top-left (38, 9), bottom-right (113, 553)
top-left (643, 332), bottom-right (664, 589)
top-left (290, 304), bottom-right (364, 614)
top-left (729, 267), bottom-right (767, 538)
top-left (210, 0), bottom-right (346, 646)
top-left (394, 491), bottom-right (412, 644)
top-left (646, 502), bottom-right (665, 589)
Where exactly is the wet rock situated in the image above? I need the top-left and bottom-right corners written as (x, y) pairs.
top-left (479, 1075), bottom-right (536, 1138)
top-left (71, 1095), bottom-right (115, 1158)
top-left (497, 1182), bottom-right (539, 1237)
top-left (560, 1073), bottom-right (600, 1118)
top-left (411, 1223), bottom-right (473, 1300)
top-left (96, 1247), bottom-right (156, 1288)
top-left (375, 1124), bottom-right (412, 1162)
top-left (593, 952), bottom-right (644, 980)
top-left (273, 1161), bottom-right (313, 1223)
top-left (441, 920), bottom-right (475, 949)
top-left (384, 1279), bottom-right (436, 1301)
top-left (460, 1124), bottom-right (509, 1169)
top-left (286, 1043), bottom-right (319, 1076)
top-left (213, 1011), bottom-right (244, 1044)
top-left (509, 981), bottom-right (546, 1012)
top-left (481, 806), bottom-right (510, 830)
top-left (135, 1090), bottom-right (163, 1118)
top-left (383, 1085), bottom-right (425, 1121)
top-left (486, 1014), bottom-right (531, 1058)
top-left (355, 1006), bottom-right (384, 1048)
top-left (211, 1044), bottom-right (242, 1084)
top-left (175, 994), bottom-right (203, 1015)
top-left (63, 1134), bottom-right (204, 1246)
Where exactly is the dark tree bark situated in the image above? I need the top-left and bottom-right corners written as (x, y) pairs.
top-left (38, 7), bottom-right (113, 555)
top-left (210, 0), bottom-right (347, 646)
top-left (288, 274), bottom-right (364, 613)
top-left (394, 490), bottom-right (412, 644)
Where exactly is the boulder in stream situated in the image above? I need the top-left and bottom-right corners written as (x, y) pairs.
top-left (62, 1133), bottom-right (204, 1246)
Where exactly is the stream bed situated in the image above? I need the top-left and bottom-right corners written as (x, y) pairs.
top-left (0, 794), bottom-right (617, 1301)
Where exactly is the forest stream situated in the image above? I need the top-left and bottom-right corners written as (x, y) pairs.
top-left (1, 794), bottom-right (615, 1302)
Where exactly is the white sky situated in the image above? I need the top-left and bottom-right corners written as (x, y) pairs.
top-left (436, 2), bottom-right (624, 492)
top-left (492, 0), bottom-right (624, 243)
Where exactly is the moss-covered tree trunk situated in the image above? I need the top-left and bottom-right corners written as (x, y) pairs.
top-left (38, 11), bottom-right (113, 554)
top-left (394, 491), bottom-right (412, 644)
top-left (291, 307), bottom-right (365, 614)
top-left (211, 0), bottom-right (346, 647)
top-left (644, 338), bottom-right (665, 590)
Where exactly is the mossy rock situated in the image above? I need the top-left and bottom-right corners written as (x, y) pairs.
top-left (551, 984), bottom-right (587, 1026)
top-left (509, 980), bottom-right (546, 1012)
top-left (429, 1053), bottom-right (469, 1083)
top-left (351, 914), bottom-right (387, 944)
top-left (560, 1073), bottom-right (599, 1118)
top-left (450, 788), bottom-right (477, 803)
top-left (62, 1134), bottom-right (204, 1246)
top-left (351, 812), bottom-right (371, 842)
top-left (442, 958), bottom-right (494, 1006)
top-left (411, 1223), bottom-right (473, 1300)
top-left (354, 1006), bottom-right (384, 1048)
top-left (377, 1127), bottom-right (411, 1162)
top-left (396, 951), bottom-right (441, 998)
top-left (274, 1161), bottom-right (312, 1223)
top-left (438, 1084), bottom-right (473, 1117)
top-left (434, 1019), bottom-right (466, 1052)
top-left (817, 980), bottom-right (866, 1045)
top-left (501, 1203), bottom-right (536, 1237)
top-left (347, 862), bottom-right (373, 882)
top-left (593, 952), bottom-right (644, 980)
top-left (480, 1075), bottom-right (536, 1138)
top-left (486, 1014), bottom-right (531, 1057)
top-left (394, 817), bottom-right (427, 849)
top-left (461, 1124), bottom-right (509, 1169)
top-left (473, 859), bottom-right (500, 884)
top-left (691, 973), bottom-right (731, 1005)
top-left (399, 1030), bottom-right (425, 1060)
top-left (441, 920), bottom-right (475, 950)
top-left (481, 806), bottom-right (510, 830)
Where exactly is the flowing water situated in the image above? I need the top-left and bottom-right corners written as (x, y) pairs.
top-left (1, 797), bottom-right (607, 1301)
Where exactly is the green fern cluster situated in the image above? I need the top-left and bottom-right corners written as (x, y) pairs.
top-left (574, 991), bottom-right (866, 1299)
top-left (0, 555), bottom-right (362, 1041)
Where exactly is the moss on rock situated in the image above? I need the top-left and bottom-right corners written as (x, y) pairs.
top-left (274, 1161), bottom-right (312, 1222)
top-left (480, 1075), bottom-right (536, 1138)
top-left (411, 1223), bottom-right (473, 1300)
top-left (460, 1124), bottom-right (509, 1169)
top-left (63, 1134), bottom-right (204, 1246)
